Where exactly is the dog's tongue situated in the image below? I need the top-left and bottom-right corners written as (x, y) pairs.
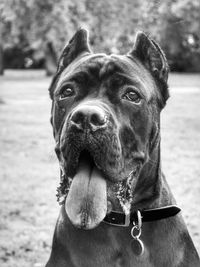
top-left (65, 157), bottom-right (107, 229)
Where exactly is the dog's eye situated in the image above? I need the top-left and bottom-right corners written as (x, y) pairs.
top-left (59, 87), bottom-right (74, 100)
top-left (123, 91), bottom-right (141, 104)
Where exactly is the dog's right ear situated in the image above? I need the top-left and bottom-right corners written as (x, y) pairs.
top-left (49, 28), bottom-right (92, 99)
top-left (57, 28), bottom-right (91, 72)
top-left (49, 28), bottom-right (91, 99)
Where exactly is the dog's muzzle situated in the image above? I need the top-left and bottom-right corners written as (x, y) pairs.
top-left (60, 101), bottom-right (113, 230)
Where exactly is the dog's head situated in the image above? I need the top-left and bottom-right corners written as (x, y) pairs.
top-left (49, 29), bottom-right (169, 229)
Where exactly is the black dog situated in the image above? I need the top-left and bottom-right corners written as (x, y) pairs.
top-left (46, 29), bottom-right (200, 266)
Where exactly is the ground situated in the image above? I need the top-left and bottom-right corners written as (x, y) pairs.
top-left (0, 70), bottom-right (200, 266)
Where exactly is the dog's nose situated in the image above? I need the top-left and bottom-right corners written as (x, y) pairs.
top-left (70, 105), bottom-right (107, 131)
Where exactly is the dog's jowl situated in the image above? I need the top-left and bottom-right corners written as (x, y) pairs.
top-left (46, 29), bottom-right (200, 267)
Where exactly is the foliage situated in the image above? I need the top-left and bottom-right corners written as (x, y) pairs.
top-left (0, 0), bottom-right (199, 71)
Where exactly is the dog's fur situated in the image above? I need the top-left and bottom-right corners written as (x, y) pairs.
top-left (46, 29), bottom-right (200, 267)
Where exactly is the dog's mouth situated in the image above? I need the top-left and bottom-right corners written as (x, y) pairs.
top-left (57, 149), bottom-right (141, 230)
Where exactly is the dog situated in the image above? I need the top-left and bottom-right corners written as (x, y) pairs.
top-left (46, 29), bottom-right (200, 267)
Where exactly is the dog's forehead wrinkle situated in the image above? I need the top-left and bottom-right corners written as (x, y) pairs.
top-left (58, 54), bottom-right (105, 81)
top-left (56, 56), bottom-right (118, 92)
top-left (56, 53), bottom-right (158, 103)
top-left (98, 58), bottom-right (121, 80)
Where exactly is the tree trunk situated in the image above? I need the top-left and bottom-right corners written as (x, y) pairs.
top-left (0, 45), bottom-right (4, 75)
top-left (0, 19), bottom-right (4, 75)
top-left (45, 41), bottom-right (57, 76)
top-left (0, 25), bottom-right (4, 75)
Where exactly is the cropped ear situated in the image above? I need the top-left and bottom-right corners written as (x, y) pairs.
top-left (49, 28), bottom-right (92, 99)
top-left (57, 28), bottom-right (92, 72)
top-left (129, 31), bottom-right (169, 107)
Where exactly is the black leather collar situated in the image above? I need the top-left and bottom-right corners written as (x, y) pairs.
top-left (103, 205), bottom-right (181, 227)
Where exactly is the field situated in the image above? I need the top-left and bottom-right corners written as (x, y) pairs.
top-left (0, 70), bottom-right (200, 266)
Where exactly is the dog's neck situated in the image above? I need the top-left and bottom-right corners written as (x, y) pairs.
top-left (131, 140), bottom-right (173, 212)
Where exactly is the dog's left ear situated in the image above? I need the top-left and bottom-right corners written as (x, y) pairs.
top-left (129, 31), bottom-right (169, 106)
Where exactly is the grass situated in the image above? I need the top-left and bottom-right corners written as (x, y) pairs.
top-left (0, 70), bottom-right (200, 266)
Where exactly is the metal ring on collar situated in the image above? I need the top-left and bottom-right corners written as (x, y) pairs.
top-left (131, 225), bottom-right (141, 239)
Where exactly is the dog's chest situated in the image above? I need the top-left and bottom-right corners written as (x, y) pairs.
top-left (66, 220), bottom-right (184, 267)
top-left (107, 227), bottom-right (154, 267)
top-left (67, 224), bottom-right (154, 267)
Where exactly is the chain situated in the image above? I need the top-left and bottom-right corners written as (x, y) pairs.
top-left (130, 210), bottom-right (144, 256)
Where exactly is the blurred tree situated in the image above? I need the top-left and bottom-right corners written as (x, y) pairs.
top-left (138, 0), bottom-right (200, 72)
top-left (0, 0), bottom-right (199, 72)
top-left (170, 0), bottom-right (200, 71)
top-left (1, 0), bottom-right (77, 73)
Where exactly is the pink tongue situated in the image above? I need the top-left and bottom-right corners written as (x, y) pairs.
top-left (65, 158), bottom-right (107, 229)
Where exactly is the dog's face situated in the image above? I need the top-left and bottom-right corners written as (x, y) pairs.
top-left (49, 29), bottom-right (169, 229)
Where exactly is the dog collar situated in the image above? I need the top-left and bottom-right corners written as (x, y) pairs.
top-left (103, 205), bottom-right (181, 227)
